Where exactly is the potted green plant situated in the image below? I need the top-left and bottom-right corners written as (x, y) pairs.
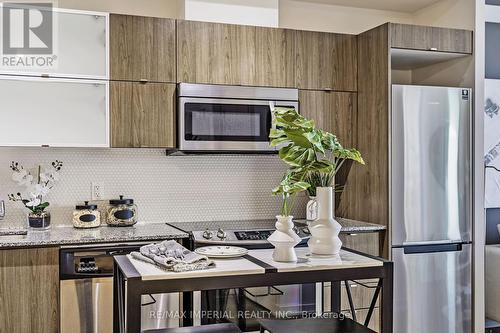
top-left (267, 107), bottom-right (334, 261)
top-left (8, 160), bottom-right (63, 230)
top-left (268, 106), bottom-right (364, 259)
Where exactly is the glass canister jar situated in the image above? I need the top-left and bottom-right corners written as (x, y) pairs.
top-left (106, 195), bottom-right (137, 226)
top-left (72, 201), bottom-right (101, 228)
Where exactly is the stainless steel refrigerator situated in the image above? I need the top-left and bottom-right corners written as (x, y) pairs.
top-left (391, 85), bottom-right (472, 333)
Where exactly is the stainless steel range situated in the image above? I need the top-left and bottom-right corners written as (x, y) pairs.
top-left (169, 220), bottom-right (310, 248)
top-left (167, 220), bottom-right (316, 332)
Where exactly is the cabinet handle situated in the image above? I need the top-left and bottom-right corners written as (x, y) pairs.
top-left (323, 87), bottom-right (333, 92)
top-left (41, 74), bottom-right (50, 78)
top-left (139, 79), bottom-right (149, 84)
top-left (428, 47), bottom-right (438, 51)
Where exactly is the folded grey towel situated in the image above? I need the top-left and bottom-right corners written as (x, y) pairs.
top-left (130, 240), bottom-right (215, 272)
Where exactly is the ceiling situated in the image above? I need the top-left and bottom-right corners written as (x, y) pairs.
top-left (295, 0), bottom-right (443, 13)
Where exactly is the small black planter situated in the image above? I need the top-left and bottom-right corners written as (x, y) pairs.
top-left (27, 211), bottom-right (51, 230)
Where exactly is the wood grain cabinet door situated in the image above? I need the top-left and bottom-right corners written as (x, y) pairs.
top-left (0, 247), bottom-right (59, 333)
top-left (390, 23), bottom-right (472, 54)
top-left (390, 23), bottom-right (434, 51)
top-left (254, 27), bottom-right (296, 87)
top-left (430, 26), bottom-right (473, 54)
top-left (296, 31), bottom-right (357, 91)
top-left (299, 90), bottom-right (356, 148)
top-left (177, 20), bottom-right (295, 87)
top-left (110, 14), bottom-right (176, 82)
top-left (111, 82), bottom-right (176, 148)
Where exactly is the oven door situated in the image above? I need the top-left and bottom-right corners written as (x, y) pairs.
top-left (179, 97), bottom-right (298, 152)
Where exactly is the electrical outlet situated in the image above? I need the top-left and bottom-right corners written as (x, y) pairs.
top-left (91, 182), bottom-right (103, 200)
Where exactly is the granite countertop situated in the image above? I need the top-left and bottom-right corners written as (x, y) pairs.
top-left (0, 217), bottom-right (385, 249)
top-left (295, 217), bottom-right (386, 233)
top-left (336, 217), bottom-right (386, 233)
top-left (167, 217), bottom-right (386, 233)
top-left (0, 222), bottom-right (189, 249)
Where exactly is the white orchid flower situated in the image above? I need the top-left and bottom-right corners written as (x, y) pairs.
top-left (25, 198), bottom-right (41, 207)
top-left (50, 171), bottom-right (60, 182)
top-left (39, 172), bottom-right (50, 182)
top-left (29, 184), bottom-right (50, 198)
top-left (12, 170), bottom-right (34, 186)
top-left (11, 169), bottom-right (26, 182)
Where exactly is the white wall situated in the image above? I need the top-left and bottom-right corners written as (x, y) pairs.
top-left (59, 0), bottom-right (183, 17)
top-left (278, 0), bottom-right (413, 34)
top-left (184, 0), bottom-right (279, 27)
top-left (413, 0), bottom-right (474, 30)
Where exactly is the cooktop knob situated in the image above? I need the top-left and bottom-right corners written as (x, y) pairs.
top-left (202, 229), bottom-right (214, 240)
top-left (216, 228), bottom-right (227, 239)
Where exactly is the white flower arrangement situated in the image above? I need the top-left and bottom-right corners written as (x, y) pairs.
top-left (8, 160), bottom-right (63, 214)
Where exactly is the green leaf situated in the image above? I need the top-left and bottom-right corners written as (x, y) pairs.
top-left (335, 148), bottom-right (365, 165)
top-left (278, 145), bottom-right (315, 167)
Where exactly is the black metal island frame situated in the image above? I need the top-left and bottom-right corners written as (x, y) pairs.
top-left (113, 247), bottom-right (393, 333)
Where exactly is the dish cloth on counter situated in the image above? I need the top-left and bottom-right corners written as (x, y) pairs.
top-left (131, 240), bottom-right (215, 272)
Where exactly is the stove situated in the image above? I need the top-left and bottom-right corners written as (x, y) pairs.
top-left (168, 219), bottom-right (317, 331)
top-left (167, 220), bottom-right (310, 248)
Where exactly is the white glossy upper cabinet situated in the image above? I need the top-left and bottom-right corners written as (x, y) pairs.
top-left (0, 76), bottom-right (108, 147)
top-left (0, 8), bottom-right (108, 79)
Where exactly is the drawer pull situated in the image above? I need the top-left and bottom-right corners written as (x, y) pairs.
top-left (429, 47), bottom-right (438, 51)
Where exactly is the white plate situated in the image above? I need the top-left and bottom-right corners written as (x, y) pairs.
top-left (195, 246), bottom-right (248, 258)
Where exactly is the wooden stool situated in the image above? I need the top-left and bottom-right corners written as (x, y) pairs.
top-left (142, 323), bottom-right (242, 333)
top-left (259, 317), bottom-right (375, 333)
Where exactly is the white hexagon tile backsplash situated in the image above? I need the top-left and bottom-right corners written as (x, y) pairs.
top-left (0, 148), bottom-right (307, 226)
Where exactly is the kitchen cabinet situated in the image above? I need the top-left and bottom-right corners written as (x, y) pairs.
top-left (299, 90), bottom-right (356, 148)
top-left (177, 20), bottom-right (295, 87)
top-left (111, 81), bottom-right (176, 148)
top-left (340, 232), bottom-right (381, 257)
top-left (390, 23), bottom-right (473, 54)
top-left (0, 76), bottom-right (109, 147)
top-left (295, 30), bottom-right (357, 91)
top-left (110, 14), bottom-right (176, 82)
top-left (0, 8), bottom-right (108, 79)
top-left (0, 247), bottom-right (59, 333)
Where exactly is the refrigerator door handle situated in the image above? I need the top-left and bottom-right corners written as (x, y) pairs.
top-left (403, 243), bottom-right (462, 254)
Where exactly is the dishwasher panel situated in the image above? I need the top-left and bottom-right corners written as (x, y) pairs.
top-left (61, 278), bottom-right (113, 333)
top-left (60, 244), bottom-right (180, 332)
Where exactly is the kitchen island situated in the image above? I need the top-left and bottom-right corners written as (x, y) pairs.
top-left (113, 247), bottom-right (393, 333)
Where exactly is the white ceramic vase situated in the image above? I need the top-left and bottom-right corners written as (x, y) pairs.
top-left (308, 187), bottom-right (342, 255)
top-left (268, 215), bottom-right (301, 262)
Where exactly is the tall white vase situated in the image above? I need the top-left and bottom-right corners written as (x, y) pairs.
top-left (308, 187), bottom-right (342, 255)
top-left (268, 215), bottom-right (301, 262)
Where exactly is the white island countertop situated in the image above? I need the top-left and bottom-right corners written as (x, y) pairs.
top-left (126, 247), bottom-right (383, 281)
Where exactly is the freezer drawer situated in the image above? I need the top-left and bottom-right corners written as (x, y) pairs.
top-left (391, 85), bottom-right (472, 245)
top-left (392, 244), bottom-right (472, 333)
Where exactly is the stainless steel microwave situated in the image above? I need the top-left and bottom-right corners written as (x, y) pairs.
top-left (178, 83), bottom-right (299, 152)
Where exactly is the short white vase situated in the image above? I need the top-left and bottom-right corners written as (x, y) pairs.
top-left (308, 187), bottom-right (342, 255)
top-left (268, 215), bottom-right (301, 262)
